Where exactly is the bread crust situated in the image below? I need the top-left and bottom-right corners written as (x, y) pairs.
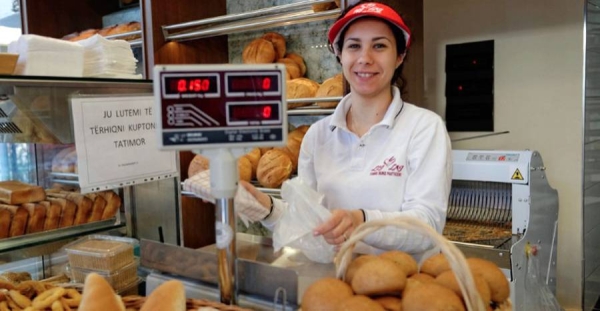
top-left (22, 203), bottom-right (46, 234)
top-left (140, 280), bottom-right (186, 311)
top-left (0, 181), bottom-right (46, 205)
top-left (79, 273), bottom-right (125, 311)
top-left (0, 207), bottom-right (13, 238)
top-left (39, 200), bottom-right (62, 231)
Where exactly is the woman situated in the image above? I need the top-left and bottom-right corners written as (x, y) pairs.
top-left (188, 1), bottom-right (452, 259)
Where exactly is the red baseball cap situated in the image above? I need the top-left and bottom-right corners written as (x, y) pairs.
top-left (328, 2), bottom-right (412, 53)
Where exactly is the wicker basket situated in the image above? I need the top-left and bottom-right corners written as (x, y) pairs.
top-left (121, 295), bottom-right (254, 311)
top-left (334, 217), bottom-right (512, 311)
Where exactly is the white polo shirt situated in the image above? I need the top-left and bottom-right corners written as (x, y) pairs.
top-left (264, 87), bottom-right (452, 259)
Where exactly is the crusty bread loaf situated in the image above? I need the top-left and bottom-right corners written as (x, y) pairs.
top-left (98, 190), bottom-right (121, 220)
top-left (277, 58), bottom-right (301, 80)
top-left (402, 282), bottom-right (466, 311)
top-left (4, 204), bottom-right (28, 237)
top-left (238, 156), bottom-right (253, 183)
top-left (256, 149), bottom-right (293, 188)
top-left (0, 181), bottom-right (46, 205)
top-left (48, 197), bottom-right (77, 228)
top-left (188, 154), bottom-right (210, 177)
top-left (336, 295), bottom-right (385, 311)
top-left (79, 273), bottom-right (126, 311)
top-left (285, 52), bottom-right (306, 77)
top-left (39, 200), bottom-right (62, 231)
top-left (286, 78), bottom-right (320, 108)
top-left (316, 73), bottom-right (344, 108)
top-left (23, 202), bottom-right (46, 234)
top-left (0, 206), bottom-right (12, 239)
top-left (242, 38), bottom-right (276, 64)
top-left (86, 193), bottom-right (107, 223)
top-left (244, 148), bottom-right (261, 179)
top-left (467, 257), bottom-right (510, 303)
top-left (351, 257), bottom-right (407, 295)
top-left (140, 280), bottom-right (186, 311)
top-left (262, 32), bottom-right (286, 59)
top-left (301, 278), bottom-right (353, 311)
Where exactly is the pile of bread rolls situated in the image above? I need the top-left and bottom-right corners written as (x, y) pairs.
top-left (61, 21), bottom-right (141, 42)
top-left (51, 146), bottom-right (78, 174)
top-left (0, 180), bottom-right (121, 240)
top-left (188, 125), bottom-right (310, 189)
top-left (241, 32), bottom-right (344, 109)
top-left (302, 251), bottom-right (511, 311)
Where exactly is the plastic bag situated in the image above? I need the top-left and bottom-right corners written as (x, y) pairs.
top-left (272, 177), bottom-right (336, 263)
top-left (524, 252), bottom-right (562, 311)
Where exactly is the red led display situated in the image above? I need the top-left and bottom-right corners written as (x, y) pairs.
top-left (227, 74), bottom-right (279, 93)
top-left (229, 103), bottom-right (279, 122)
top-left (164, 76), bottom-right (218, 95)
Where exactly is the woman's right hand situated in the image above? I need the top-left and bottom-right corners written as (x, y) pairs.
top-left (239, 180), bottom-right (271, 211)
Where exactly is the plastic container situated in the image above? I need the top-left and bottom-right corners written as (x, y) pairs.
top-left (64, 235), bottom-right (138, 271)
top-left (71, 259), bottom-right (138, 291)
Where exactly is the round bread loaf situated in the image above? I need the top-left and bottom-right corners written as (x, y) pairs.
top-left (243, 38), bottom-right (276, 64)
top-left (276, 147), bottom-right (297, 174)
top-left (373, 296), bottom-right (402, 311)
top-left (188, 154), bottom-right (210, 177)
top-left (256, 149), bottom-right (293, 188)
top-left (435, 270), bottom-right (492, 305)
top-left (335, 295), bottom-right (385, 311)
top-left (420, 253), bottom-right (451, 276)
top-left (286, 78), bottom-right (320, 108)
top-left (262, 32), bottom-right (286, 59)
top-left (286, 52), bottom-right (307, 76)
top-left (302, 278), bottom-right (353, 311)
top-left (351, 257), bottom-right (407, 296)
top-left (245, 148), bottom-right (261, 179)
top-left (379, 250), bottom-right (418, 276)
top-left (402, 282), bottom-right (465, 311)
top-left (345, 254), bottom-right (377, 284)
top-left (238, 156), bottom-right (252, 182)
top-left (259, 147), bottom-right (272, 155)
top-left (467, 258), bottom-right (509, 303)
top-left (402, 278), bottom-right (425, 297)
top-left (409, 273), bottom-right (436, 284)
top-left (277, 58), bottom-right (301, 79)
top-left (316, 74), bottom-right (344, 108)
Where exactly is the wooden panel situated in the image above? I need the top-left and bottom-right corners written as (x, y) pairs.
top-left (20, 0), bottom-right (120, 37)
top-left (181, 196), bottom-right (216, 249)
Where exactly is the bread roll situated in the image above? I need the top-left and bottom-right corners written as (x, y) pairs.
top-left (22, 203), bottom-right (46, 234)
top-left (409, 273), bottom-right (436, 284)
top-left (79, 273), bottom-right (126, 311)
top-left (277, 58), bottom-right (301, 80)
top-left (420, 253), bottom-right (451, 277)
top-left (245, 148), bottom-right (261, 179)
top-left (256, 149), bottom-right (293, 188)
top-left (238, 156), bottom-right (252, 182)
top-left (402, 282), bottom-right (465, 311)
top-left (286, 78), bottom-right (320, 108)
top-left (286, 52), bottom-right (306, 76)
top-left (351, 257), bottom-right (407, 296)
top-left (0, 206), bottom-right (12, 239)
top-left (345, 254), bottom-right (377, 284)
top-left (0, 181), bottom-right (46, 205)
top-left (379, 250), bottom-right (418, 276)
top-left (188, 154), bottom-right (210, 177)
top-left (48, 197), bottom-right (76, 228)
top-left (336, 295), bottom-right (385, 311)
top-left (373, 296), bottom-right (402, 311)
top-left (262, 32), bottom-right (286, 59)
top-left (243, 38), bottom-right (276, 64)
top-left (2, 204), bottom-right (28, 237)
top-left (39, 200), bottom-right (61, 231)
top-left (467, 258), bottom-right (509, 303)
top-left (140, 280), bottom-right (186, 311)
top-left (316, 74), bottom-right (344, 108)
top-left (301, 278), bottom-right (353, 311)
top-left (435, 270), bottom-right (491, 305)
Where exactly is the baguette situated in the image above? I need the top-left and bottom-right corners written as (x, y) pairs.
top-left (39, 200), bottom-right (62, 231)
top-left (0, 206), bottom-right (13, 239)
top-left (48, 198), bottom-right (77, 228)
top-left (0, 204), bottom-right (29, 237)
top-left (85, 193), bottom-right (107, 222)
top-left (0, 181), bottom-right (46, 205)
top-left (22, 202), bottom-right (46, 234)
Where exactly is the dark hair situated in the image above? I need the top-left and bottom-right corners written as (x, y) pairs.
top-left (332, 1), bottom-right (409, 90)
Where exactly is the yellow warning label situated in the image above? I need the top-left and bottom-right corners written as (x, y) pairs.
top-left (511, 168), bottom-right (524, 180)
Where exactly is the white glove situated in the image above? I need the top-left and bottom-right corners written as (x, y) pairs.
top-left (183, 170), bottom-right (270, 226)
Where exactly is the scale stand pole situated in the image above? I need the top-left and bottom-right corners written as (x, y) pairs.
top-left (206, 148), bottom-right (238, 305)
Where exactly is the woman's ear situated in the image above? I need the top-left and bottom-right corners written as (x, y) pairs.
top-left (396, 53), bottom-right (406, 68)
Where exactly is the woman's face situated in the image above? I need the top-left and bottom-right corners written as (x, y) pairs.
top-left (339, 18), bottom-right (404, 99)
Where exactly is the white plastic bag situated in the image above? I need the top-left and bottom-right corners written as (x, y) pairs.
top-left (273, 177), bottom-right (336, 263)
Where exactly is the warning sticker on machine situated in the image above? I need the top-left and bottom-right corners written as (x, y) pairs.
top-left (511, 168), bottom-right (524, 180)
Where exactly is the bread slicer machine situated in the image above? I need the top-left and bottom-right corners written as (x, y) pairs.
top-left (152, 64), bottom-right (288, 306)
top-left (448, 150), bottom-right (559, 310)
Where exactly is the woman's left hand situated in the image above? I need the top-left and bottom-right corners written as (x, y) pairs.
top-left (313, 209), bottom-right (364, 246)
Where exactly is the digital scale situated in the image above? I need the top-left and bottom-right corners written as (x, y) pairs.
top-left (153, 64), bottom-right (288, 305)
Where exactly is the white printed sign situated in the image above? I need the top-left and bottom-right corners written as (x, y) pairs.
top-left (71, 95), bottom-right (178, 193)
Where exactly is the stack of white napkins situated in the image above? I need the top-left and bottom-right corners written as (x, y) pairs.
top-left (8, 34), bottom-right (84, 77)
top-left (77, 34), bottom-right (141, 79)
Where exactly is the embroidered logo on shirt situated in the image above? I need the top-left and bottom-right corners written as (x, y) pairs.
top-left (370, 156), bottom-right (404, 177)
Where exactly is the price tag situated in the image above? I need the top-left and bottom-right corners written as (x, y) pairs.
top-left (71, 95), bottom-right (178, 193)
